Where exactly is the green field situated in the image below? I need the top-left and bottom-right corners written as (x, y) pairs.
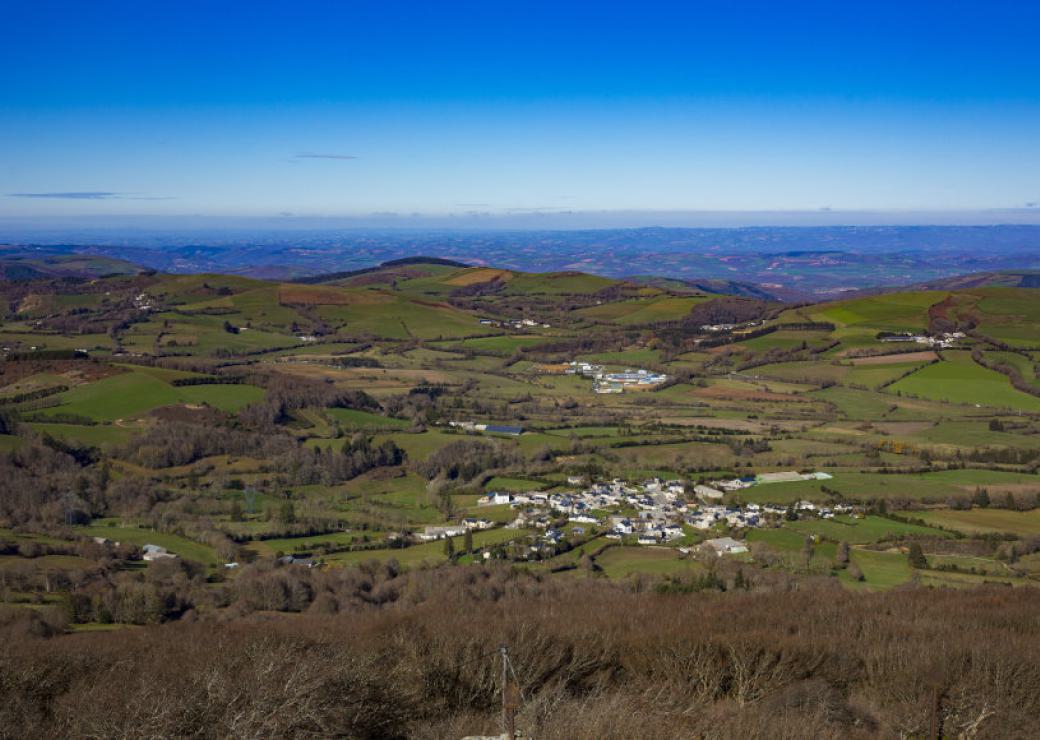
top-left (326, 407), bottom-right (410, 430)
top-left (808, 292), bottom-right (940, 332)
top-left (442, 335), bottom-right (549, 354)
top-left (322, 527), bottom-right (531, 568)
top-left (784, 515), bottom-right (948, 544)
top-left (28, 422), bottom-right (134, 447)
top-left (36, 371), bottom-right (265, 421)
top-left (593, 546), bottom-right (703, 578)
top-left (915, 508), bottom-right (1040, 537)
top-left (77, 522), bottom-right (219, 566)
top-left (484, 476), bottom-right (546, 491)
top-left (888, 351), bottom-right (1040, 411)
top-left (738, 469), bottom-right (1040, 504)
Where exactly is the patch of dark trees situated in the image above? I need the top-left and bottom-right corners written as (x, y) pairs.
top-left (0, 384), bottom-right (69, 405)
top-left (415, 439), bottom-right (520, 482)
top-left (169, 375), bottom-right (244, 386)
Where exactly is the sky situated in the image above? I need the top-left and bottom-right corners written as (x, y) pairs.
top-left (2, 0), bottom-right (1040, 227)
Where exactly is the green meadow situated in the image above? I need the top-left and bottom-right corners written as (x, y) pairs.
top-left (889, 351), bottom-right (1040, 411)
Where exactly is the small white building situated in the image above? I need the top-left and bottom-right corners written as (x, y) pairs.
top-left (694, 484), bottom-right (725, 500)
top-left (417, 525), bottom-right (468, 542)
top-left (702, 537), bottom-right (749, 556)
top-left (142, 544), bottom-right (177, 561)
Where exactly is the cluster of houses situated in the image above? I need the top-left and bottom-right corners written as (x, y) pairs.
top-left (417, 517), bottom-right (495, 542)
top-left (699, 320), bottom-right (763, 333)
top-left (478, 317), bottom-right (550, 330)
top-left (133, 292), bottom-right (154, 311)
top-left (92, 537), bottom-right (181, 562)
top-left (474, 473), bottom-right (851, 552)
top-left (692, 470), bottom-right (834, 499)
top-left (563, 361), bottom-right (670, 394)
top-left (879, 331), bottom-right (965, 349)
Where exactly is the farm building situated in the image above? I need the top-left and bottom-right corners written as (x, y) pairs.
top-left (417, 525), bottom-right (468, 542)
top-left (694, 484), bottom-right (725, 500)
top-left (702, 537), bottom-right (749, 556)
top-left (756, 471), bottom-right (806, 484)
top-left (142, 544), bottom-right (177, 561)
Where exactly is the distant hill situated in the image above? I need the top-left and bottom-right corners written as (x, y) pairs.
top-left (910, 271), bottom-right (1040, 291)
top-left (294, 256), bottom-right (471, 284)
top-left (2, 226), bottom-right (1039, 293)
top-left (0, 249), bottom-right (146, 281)
top-left (629, 275), bottom-right (802, 302)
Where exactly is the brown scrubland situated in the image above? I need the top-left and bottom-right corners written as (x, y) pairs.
top-left (2, 565), bottom-right (1037, 739)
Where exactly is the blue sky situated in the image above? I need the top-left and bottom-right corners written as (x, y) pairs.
top-left (2, 0), bottom-right (1040, 224)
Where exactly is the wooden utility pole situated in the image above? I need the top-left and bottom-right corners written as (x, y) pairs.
top-left (500, 646), bottom-right (517, 740)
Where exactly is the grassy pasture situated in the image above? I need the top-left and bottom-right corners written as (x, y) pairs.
top-left (484, 476), bottom-right (546, 491)
top-left (503, 272), bottom-right (617, 295)
top-left (908, 420), bottom-right (1040, 449)
top-left (972, 289), bottom-right (1040, 347)
top-left (544, 426), bottom-right (621, 438)
top-left (812, 385), bottom-right (946, 421)
top-left (577, 348), bottom-right (663, 366)
top-left (578, 296), bottom-right (708, 325)
top-left (784, 515), bottom-right (948, 544)
top-left (322, 527), bottom-right (531, 568)
top-left (594, 546), bottom-right (703, 578)
top-left (737, 469), bottom-right (1040, 505)
top-left (735, 330), bottom-right (833, 352)
top-left (326, 408), bottom-right (410, 431)
top-left (28, 423), bottom-right (134, 447)
top-left (844, 361), bottom-right (929, 389)
top-left (37, 371), bottom-right (265, 421)
top-left (844, 549), bottom-right (914, 590)
top-left (442, 335), bottom-right (548, 354)
top-left (808, 291), bottom-right (940, 332)
top-left (914, 508), bottom-right (1040, 537)
top-left (316, 296), bottom-right (482, 339)
top-left (888, 351), bottom-right (1040, 411)
top-left (985, 351), bottom-right (1040, 389)
top-left (753, 360), bottom-right (849, 385)
top-left (76, 522), bottom-right (219, 566)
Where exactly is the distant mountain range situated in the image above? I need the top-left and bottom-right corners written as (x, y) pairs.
top-left (1, 224), bottom-right (1038, 297)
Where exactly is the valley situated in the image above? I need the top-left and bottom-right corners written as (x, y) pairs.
top-left (2, 258), bottom-right (1039, 613)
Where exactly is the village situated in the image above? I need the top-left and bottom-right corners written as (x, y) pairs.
top-left (404, 471), bottom-right (859, 561)
top-left (478, 317), bottom-right (551, 330)
top-left (879, 330), bottom-right (966, 348)
top-left (562, 361), bottom-right (670, 393)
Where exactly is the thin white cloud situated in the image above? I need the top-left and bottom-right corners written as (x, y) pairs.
top-left (294, 153), bottom-right (359, 160)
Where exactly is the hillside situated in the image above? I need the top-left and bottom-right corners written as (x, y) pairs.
top-left (630, 274), bottom-right (803, 302)
top-left (912, 270), bottom-right (1040, 291)
top-left (0, 249), bottom-right (146, 280)
top-left (3, 261), bottom-right (1040, 736)
top-left (2, 262), bottom-right (1040, 684)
